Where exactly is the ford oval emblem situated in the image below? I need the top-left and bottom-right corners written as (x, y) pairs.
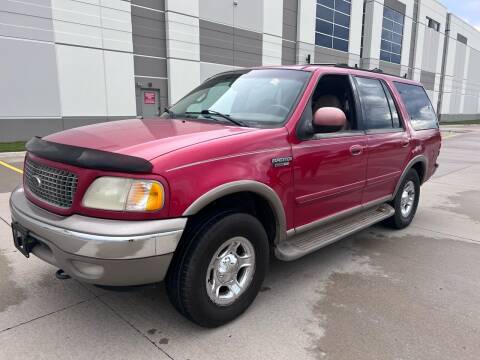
top-left (33, 175), bottom-right (42, 188)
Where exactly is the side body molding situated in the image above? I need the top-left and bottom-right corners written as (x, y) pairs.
top-left (392, 155), bottom-right (428, 198)
top-left (182, 180), bottom-right (287, 244)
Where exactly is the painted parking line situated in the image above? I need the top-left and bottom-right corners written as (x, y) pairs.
top-left (0, 160), bottom-right (23, 174)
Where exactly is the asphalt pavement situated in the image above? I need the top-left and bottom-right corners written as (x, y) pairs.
top-left (0, 126), bottom-right (479, 360)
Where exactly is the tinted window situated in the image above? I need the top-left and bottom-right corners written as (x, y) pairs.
top-left (394, 82), bottom-right (438, 130)
top-left (355, 77), bottom-right (395, 130)
top-left (380, 6), bottom-right (404, 64)
top-left (382, 83), bottom-right (401, 128)
top-left (316, 19), bottom-right (333, 34)
top-left (334, 24), bottom-right (349, 39)
top-left (315, 0), bottom-right (351, 52)
top-left (333, 38), bottom-right (348, 51)
top-left (335, 0), bottom-right (351, 14)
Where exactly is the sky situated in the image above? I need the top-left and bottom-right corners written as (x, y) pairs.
top-left (441, 0), bottom-right (480, 31)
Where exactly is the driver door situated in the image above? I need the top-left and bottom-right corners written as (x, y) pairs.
top-left (292, 74), bottom-right (368, 228)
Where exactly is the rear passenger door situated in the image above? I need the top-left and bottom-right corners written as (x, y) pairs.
top-left (354, 77), bottom-right (411, 204)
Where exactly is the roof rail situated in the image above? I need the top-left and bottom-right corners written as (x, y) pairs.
top-left (305, 62), bottom-right (410, 80)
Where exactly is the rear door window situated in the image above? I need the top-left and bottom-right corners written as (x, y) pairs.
top-left (393, 82), bottom-right (438, 130)
top-left (382, 82), bottom-right (401, 128)
top-left (355, 77), bottom-right (400, 131)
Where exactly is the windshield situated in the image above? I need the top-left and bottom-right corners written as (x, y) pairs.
top-left (165, 69), bottom-right (311, 127)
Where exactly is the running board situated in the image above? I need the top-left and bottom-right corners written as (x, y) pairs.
top-left (275, 204), bottom-right (395, 261)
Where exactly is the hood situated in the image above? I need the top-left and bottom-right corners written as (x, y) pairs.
top-left (44, 118), bottom-right (256, 160)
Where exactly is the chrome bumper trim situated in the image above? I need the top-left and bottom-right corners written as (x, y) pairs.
top-left (9, 186), bottom-right (186, 260)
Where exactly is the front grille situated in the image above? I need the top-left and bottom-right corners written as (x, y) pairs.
top-left (24, 159), bottom-right (79, 208)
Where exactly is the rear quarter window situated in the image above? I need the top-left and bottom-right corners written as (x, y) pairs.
top-left (393, 82), bottom-right (438, 130)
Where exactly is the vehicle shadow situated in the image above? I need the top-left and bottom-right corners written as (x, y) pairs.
top-left (91, 225), bottom-right (390, 338)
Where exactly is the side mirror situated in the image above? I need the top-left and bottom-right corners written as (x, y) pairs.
top-left (313, 107), bottom-right (346, 132)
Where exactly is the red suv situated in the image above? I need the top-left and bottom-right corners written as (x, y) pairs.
top-left (10, 65), bottom-right (441, 327)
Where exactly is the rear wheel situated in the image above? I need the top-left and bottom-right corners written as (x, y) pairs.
top-left (384, 169), bottom-right (420, 229)
top-left (165, 213), bottom-right (269, 327)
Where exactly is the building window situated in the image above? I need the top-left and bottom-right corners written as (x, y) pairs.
top-left (457, 33), bottom-right (468, 45)
top-left (315, 0), bottom-right (351, 52)
top-left (427, 17), bottom-right (440, 32)
top-left (380, 6), bottom-right (404, 64)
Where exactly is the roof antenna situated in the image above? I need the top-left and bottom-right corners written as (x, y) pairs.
top-left (306, 54), bottom-right (311, 64)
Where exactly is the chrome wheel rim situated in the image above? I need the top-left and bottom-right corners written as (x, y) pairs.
top-left (400, 180), bottom-right (415, 218)
top-left (206, 236), bottom-right (256, 306)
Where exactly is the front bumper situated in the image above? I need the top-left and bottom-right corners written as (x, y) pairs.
top-left (9, 186), bottom-right (187, 286)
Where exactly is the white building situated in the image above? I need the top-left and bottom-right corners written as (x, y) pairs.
top-left (0, 0), bottom-right (479, 141)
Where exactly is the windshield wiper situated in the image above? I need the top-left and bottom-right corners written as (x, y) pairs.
top-left (185, 110), bottom-right (247, 127)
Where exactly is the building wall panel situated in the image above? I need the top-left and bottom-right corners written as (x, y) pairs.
top-left (0, 37), bottom-right (61, 118)
top-left (263, 34), bottom-right (283, 65)
top-left (199, 20), bottom-right (234, 65)
top-left (56, 44), bottom-right (107, 117)
top-left (166, 11), bottom-right (200, 61)
top-left (104, 51), bottom-right (137, 117)
top-left (282, 0), bottom-right (297, 42)
top-left (263, 0), bottom-right (283, 37)
top-left (132, 0), bottom-right (165, 11)
top-left (0, 10), bottom-right (54, 42)
top-left (134, 56), bottom-right (168, 78)
top-left (131, 7), bottom-right (166, 58)
top-left (234, 27), bottom-right (262, 67)
top-left (199, 0), bottom-right (233, 26)
top-left (167, 58), bottom-right (200, 104)
top-left (234, 0), bottom-right (263, 33)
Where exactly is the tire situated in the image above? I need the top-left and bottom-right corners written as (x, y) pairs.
top-left (384, 169), bottom-right (420, 229)
top-left (165, 212), bottom-right (269, 327)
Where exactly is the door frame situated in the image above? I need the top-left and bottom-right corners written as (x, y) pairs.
top-left (291, 72), bottom-right (369, 230)
top-left (138, 87), bottom-right (161, 117)
top-left (350, 75), bottom-right (413, 203)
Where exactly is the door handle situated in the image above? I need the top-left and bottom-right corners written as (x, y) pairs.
top-left (401, 139), bottom-right (410, 148)
top-left (350, 145), bottom-right (364, 156)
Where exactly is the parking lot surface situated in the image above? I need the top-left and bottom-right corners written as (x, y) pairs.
top-left (1, 126), bottom-right (479, 360)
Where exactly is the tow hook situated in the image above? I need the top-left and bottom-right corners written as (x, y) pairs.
top-left (55, 269), bottom-right (71, 280)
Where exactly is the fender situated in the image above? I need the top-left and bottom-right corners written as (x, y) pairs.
top-left (182, 180), bottom-right (287, 244)
top-left (392, 155), bottom-right (428, 198)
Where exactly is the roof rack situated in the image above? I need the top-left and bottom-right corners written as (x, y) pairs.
top-left (305, 62), bottom-right (410, 79)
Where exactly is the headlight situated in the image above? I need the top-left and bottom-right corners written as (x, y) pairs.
top-left (82, 177), bottom-right (164, 212)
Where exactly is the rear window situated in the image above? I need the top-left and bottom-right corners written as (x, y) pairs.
top-left (394, 82), bottom-right (438, 130)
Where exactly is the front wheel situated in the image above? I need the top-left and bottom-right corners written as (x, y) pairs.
top-left (166, 213), bottom-right (269, 327)
top-left (384, 169), bottom-right (420, 229)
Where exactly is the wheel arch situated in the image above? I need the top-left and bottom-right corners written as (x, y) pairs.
top-left (393, 155), bottom-right (428, 198)
top-left (182, 180), bottom-right (287, 244)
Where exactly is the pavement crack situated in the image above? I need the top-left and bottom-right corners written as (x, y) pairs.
top-left (96, 296), bottom-right (176, 360)
top-left (432, 164), bottom-right (474, 179)
top-left (0, 299), bottom-right (91, 334)
top-left (411, 225), bottom-right (480, 244)
top-left (74, 279), bottom-right (176, 359)
top-left (0, 216), bottom-right (10, 227)
top-left (430, 180), bottom-right (479, 190)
